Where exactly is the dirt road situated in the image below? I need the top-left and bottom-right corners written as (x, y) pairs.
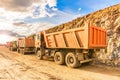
top-left (0, 46), bottom-right (120, 80)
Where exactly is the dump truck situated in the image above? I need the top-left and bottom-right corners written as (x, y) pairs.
top-left (6, 42), bottom-right (11, 48)
top-left (17, 37), bottom-right (35, 54)
top-left (7, 41), bottom-right (17, 51)
top-left (35, 22), bottom-right (107, 68)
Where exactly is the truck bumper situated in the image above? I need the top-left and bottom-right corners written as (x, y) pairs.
top-left (80, 58), bottom-right (94, 64)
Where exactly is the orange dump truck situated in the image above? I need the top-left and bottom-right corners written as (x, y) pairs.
top-left (6, 41), bottom-right (17, 51)
top-left (35, 23), bottom-right (107, 68)
top-left (17, 38), bottom-right (35, 54)
top-left (6, 42), bottom-right (11, 48)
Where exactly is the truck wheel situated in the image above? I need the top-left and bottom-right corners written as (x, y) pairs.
top-left (54, 52), bottom-right (65, 65)
top-left (20, 49), bottom-right (23, 54)
top-left (17, 49), bottom-right (20, 53)
top-left (37, 50), bottom-right (43, 60)
top-left (22, 49), bottom-right (25, 55)
top-left (10, 47), bottom-right (13, 51)
top-left (65, 52), bottom-right (80, 68)
top-left (9, 47), bottom-right (11, 50)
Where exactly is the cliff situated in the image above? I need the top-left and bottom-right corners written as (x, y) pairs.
top-left (46, 4), bottom-right (120, 66)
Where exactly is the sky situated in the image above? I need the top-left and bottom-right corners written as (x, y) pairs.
top-left (57, 0), bottom-right (120, 15)
top-left (0, 0), bottom-right (119, 43)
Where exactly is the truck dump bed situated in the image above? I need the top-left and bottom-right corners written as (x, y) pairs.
top-left (18, 38), bottom-right (35, 48)
top-left (7, 41), bottom-right (17, 47)
top-left (6, 42), bottom-right (12, 48)
top-left (44, 23), bottom-right (107, 49)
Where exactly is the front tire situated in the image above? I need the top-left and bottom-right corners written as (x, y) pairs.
top-left (37, 50), bottom-right (43, 60)
top-left (65, 52), bottom-right (80, 68)
top-left (10, 47), bottom-right (13, 51)
top-left (20, 49), bottom-right (23, 54)
top-left (54, 52), bottom-right (65, 65)
top-left (22, 49), bottom-right (25, 55)
top-left (17, 48), bottom-right (20, 53)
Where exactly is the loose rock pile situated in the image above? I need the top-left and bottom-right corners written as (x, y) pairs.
top-left (46, 4), bottom-right (120, 66)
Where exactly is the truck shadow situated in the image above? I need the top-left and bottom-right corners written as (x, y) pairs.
top-left (77, 63), bottom-right (120, 77)
top-left (20, 53), bottom-right (120, 78)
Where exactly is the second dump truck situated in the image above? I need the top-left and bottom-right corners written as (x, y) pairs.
top-left (7, 41), bottom-right (17, 51)
top-left (17, 37), bottom-right (35, 54)
top-left (35, 22), bottom-right (107, 68)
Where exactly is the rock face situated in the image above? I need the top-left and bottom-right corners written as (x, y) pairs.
top-left (46, 4), bottom-right (120, 66)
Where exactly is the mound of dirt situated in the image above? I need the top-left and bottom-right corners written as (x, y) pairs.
top-left (46, 4), bottom-right (120, 66)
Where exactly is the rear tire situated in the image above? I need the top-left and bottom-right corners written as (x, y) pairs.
top-left (37, 50), bottom-right (43, 60)
top-left (20, 49), bottom-right (23, 54)
top-left (10, 47), bottom-right (13, 51)
top-left (65, 52), bottom-right (80, 68)
top-left (17, 49), bottom-right (20, 53)
top-left (54, 52), bottom-right (65, 65)
top-left (22, 49), bottom-right (25, 55)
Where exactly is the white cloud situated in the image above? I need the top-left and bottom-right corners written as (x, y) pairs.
top-left (12, 22), bottom-right (54, 36)
top-left (0, 0), bottom-right (57, 20)
top-left (78, 8), bottom-right (81, 11)
top-left (32, 0), bottom-right (57, 18)
top-left (51, 7), bottom-right (58, 11)
top-left (0, 0), bottom-right (78, 37)
top-left (0, 20), bottom-right (13, 30)
top-left (0, 34), bottom-right (17, 44)
top-left (47, 0), bottom-right (57, 7)
top-left (0, 7), bottom-right (32, 22)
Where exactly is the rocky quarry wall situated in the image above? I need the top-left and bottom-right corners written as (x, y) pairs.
top-left (46, 4), bottom-right (120, 66)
